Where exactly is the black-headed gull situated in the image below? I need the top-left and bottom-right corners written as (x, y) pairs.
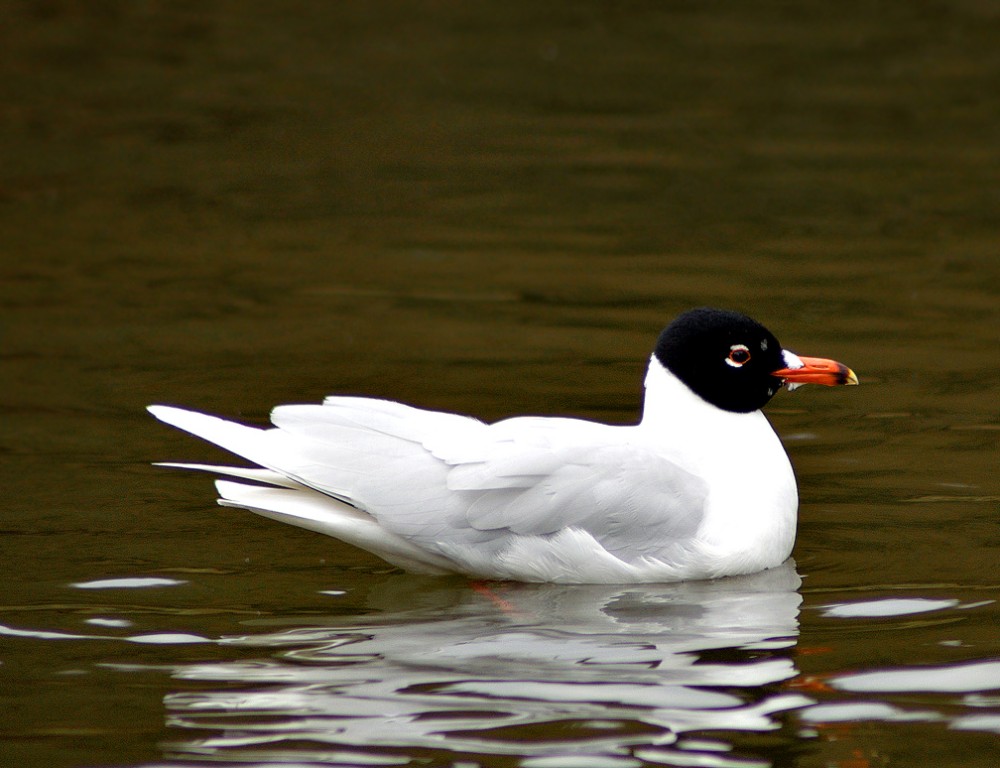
top-left (150, 307), bottom-right (857, 584)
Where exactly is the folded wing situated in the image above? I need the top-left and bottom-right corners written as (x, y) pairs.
top-left (150, 399), bottom-right (709, 577)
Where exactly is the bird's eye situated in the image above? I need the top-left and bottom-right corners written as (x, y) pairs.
top-left (725, 344), bottom-right (751, 368)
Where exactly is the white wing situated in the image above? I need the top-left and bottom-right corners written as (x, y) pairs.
top-left (149, 399), bottom-right (709, 576)
top-left (272, 403), bottom-right (708, 558)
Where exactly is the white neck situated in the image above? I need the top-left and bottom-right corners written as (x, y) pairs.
top-left (638, 355), bottom-right (785, 479)
top-left (640, 355), bottom-right (758, 434)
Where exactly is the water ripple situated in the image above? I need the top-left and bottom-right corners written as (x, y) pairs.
top-left (159, 564), bottom-right (805, 764)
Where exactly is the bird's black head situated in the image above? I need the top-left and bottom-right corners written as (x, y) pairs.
top-left (654, 307), bottom-right (787, 413)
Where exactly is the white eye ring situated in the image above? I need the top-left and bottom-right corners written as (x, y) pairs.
top-left (725, 344), bottom-right (752, 368)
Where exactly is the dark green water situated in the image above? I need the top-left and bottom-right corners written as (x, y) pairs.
top-left (2, 2), bottom-right (999, 766)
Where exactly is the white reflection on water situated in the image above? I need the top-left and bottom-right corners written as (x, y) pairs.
top-left (158, 562), bottom-right (808, 765)
top-left (819, 598), bottom-right (960, 618)
top-left (70, 577), bottom-right (188, 589)
top-left (833, 659), bottom-right (1000, 694)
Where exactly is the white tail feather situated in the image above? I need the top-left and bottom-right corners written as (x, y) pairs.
top-left (149, 405), bottom-right (461, 574)
top-left (155, 463), bottom-right (300, 488)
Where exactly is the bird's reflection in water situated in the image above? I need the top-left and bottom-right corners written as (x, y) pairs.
top-left (163, 561), bottom-right (808, 765)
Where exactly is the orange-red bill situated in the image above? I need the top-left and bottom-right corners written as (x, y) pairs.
top-left (772, 356), bottom-right (858, 387)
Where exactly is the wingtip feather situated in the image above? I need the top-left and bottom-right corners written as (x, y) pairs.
top-left (147, 404), bottom-right (200, 428)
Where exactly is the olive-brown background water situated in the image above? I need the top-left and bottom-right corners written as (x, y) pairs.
top-left (2, 2), bottom-right (999, 767)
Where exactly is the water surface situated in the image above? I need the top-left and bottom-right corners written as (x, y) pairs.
top-left (1, 2), bottom-right (999, 767)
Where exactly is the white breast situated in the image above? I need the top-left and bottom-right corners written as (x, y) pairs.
top-left (638, 358), bottom-right (798, 576)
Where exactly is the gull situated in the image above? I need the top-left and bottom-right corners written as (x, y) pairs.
top-left (149, 307), bottom-right (857, 584)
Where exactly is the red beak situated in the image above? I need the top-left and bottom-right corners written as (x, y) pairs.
top-left (772, 356), bottom-right (858, 387)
